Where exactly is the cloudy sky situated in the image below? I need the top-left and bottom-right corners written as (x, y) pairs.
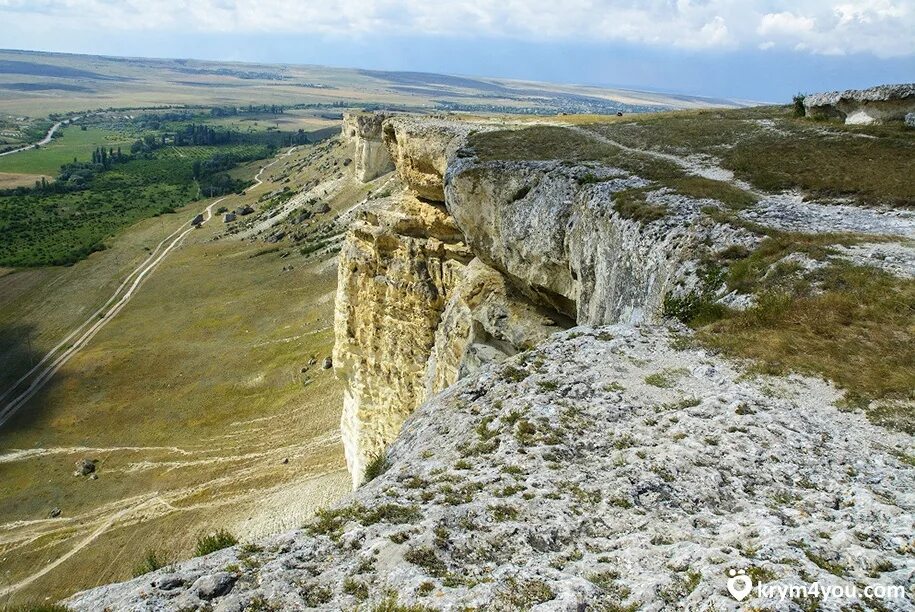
top-left (2, 0), bottom-right (913, 100)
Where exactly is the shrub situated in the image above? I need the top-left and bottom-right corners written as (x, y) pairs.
top-left (494, 577), bottom-right (556, 608)
top-left (613, 188), bottom-right (667, 223)
top-left (792, 93), bottom-right (807, 118)
top-left (662, 291), bottom-right (728, 327)
top-left (194, 529), bottom-right (238, 556)
top-left (404, 546), bottom-right (448, 577)
top-left (364, 450), bottom-right (390, 484)
top-left (132, 549), bottom-right (167, 577)
top-left (342, 577), bottom-right (369, 600)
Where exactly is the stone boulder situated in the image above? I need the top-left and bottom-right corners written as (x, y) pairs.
top-left (74, 458), bottom-right (96, 476)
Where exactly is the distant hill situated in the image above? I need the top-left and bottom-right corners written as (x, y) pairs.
top-left (0, 48), bottom-right (741, 117)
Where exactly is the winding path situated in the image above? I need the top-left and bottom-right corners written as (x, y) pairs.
top-left (0, 146), bottom-right (298, 428)
top-left (0, 117), bottom-right (80, 158)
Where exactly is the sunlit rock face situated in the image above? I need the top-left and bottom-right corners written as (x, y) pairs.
top-left (341, 112), bottom-right (395, 182)
top-left (334, 114), bottom-right (752, 487)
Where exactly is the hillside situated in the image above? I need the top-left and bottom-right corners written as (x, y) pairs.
top-left (0, 135), bottom-right (370, 604)
top-left (67, 105), bottom-right (914, 610)
top-left (0, 49), bottom-right (737, 117)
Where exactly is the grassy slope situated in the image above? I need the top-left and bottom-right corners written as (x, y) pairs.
top-left (582, 106), bottom-right (915, 208)
top-left (470, 107), bottom-right (915, 429)
top-left (0, 143), bottom-right (353, 604)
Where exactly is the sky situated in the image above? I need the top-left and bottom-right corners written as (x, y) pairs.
top-left (1, 0), bottom-right (913, 101)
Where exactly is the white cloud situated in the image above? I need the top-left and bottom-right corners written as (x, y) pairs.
top-left (758, 12), bottom-right (816, 35)
top-left (2, 0), bottom-right (913, 57)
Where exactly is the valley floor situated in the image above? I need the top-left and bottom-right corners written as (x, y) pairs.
top-left (0, 142), bottom-right (359, 604)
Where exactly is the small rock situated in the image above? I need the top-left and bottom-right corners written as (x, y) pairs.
top-left (48, 507), bottom-right (61, 518)
top-left (154, 574), bottom-right (186, 591)
top-left (906, 112), bottom-right (915, 128)
top-left (282, 458), bottom-right (289, 465)
top-left (322, 357), bottom-right (333, 369)
top-left (74, 458), bottom-right (96, 476)
top-left (89, 473), bottom-right (98, 480)
top-left (193, 572), bottom-right (236, 600)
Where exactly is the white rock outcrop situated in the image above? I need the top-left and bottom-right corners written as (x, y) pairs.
top-left (341, 112), bottom-right (395, 182)
top-left (333, 188), bottom-right (563, 487)
top-left (334, 114), bottom-right (758, 488)
top-left (804, 83), bottom-right (915, 125)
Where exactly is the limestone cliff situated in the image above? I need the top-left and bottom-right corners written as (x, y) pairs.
top-left (66, 110), bottom-right (915, 612)
top-left (333, 192), bottom-right (472, 487)
top-left (332, 184), bottom-right (565, 486)
top-left (334, 114), bottom-right (749, 487)
top-left (341, 112), bottom-right (395, 181)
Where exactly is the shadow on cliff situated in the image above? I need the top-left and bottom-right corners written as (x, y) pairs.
top-left (0, 323), bottom-right (63, 438)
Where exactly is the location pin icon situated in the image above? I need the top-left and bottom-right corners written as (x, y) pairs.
top-left (727, 569), bottom-right (753, 601)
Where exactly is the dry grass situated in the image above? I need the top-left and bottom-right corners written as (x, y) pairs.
top-left (667, 176), bottom-right (757, 209)
top-left (0, 172), bottom-right (52, 189)
top-left (613, 188), bottom-right (667, 223)
top-left (699, 264), bottom-right (915, 421)
top-left (584, 105), bottom-right (915, 208)
top-left (724, 128), bottom-right (915, 207)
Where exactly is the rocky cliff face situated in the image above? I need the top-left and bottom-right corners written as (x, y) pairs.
top-left (334, 114), bottom-right (751, 487)
top-left (67, 111), bottom-right (915, 611)
top-left (804, 84), bottom-right (915, 125)
top-left (341, 112), bottom-right (395, 181)
top-left (333, 192), bottom-right (472, 487)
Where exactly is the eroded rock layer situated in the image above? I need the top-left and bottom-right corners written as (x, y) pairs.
top-left (334, 113), bottom-right (753, 486)
top-left (341, 112), bottom-right (395, 181)
top-left (333, 192), bottom-right (471, 487)
top-left (804, 83), bottom-right (915, 125)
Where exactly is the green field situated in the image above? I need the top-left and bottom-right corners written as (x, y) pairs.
top-left (0, 143), bottom-right (272, 267)
top-left (0, 126), bottom-right (134, 176)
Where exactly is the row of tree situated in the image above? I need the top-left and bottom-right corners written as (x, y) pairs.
top-left (90, 146), bottom-right (127, 169)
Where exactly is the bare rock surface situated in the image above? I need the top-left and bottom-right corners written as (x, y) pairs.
top-left (831, 242), bottom-right (915, 279)
top-left (68, 326), bottom-right (915, 611)
top-left (741, 194), bottom-right (915, 238)
top-left (804, 84), bottom-right (915, 125)
top-left (342, 112), bottom-right (395, 182)
top-left (334, 112), bottom-right (915, 493)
